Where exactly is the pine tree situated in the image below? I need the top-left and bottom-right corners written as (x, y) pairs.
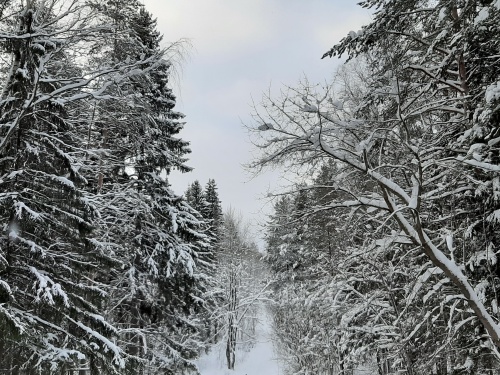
top-left (185, 180), bottom-right (208, 217)
top-left (0, 1), bottom-right (215, 373)
top-left (0, 1), bottom-right (147, 371)
top-left (87, 6), bottom-right (214, 374)
top-left (204, 179), bottom-right (223, 245)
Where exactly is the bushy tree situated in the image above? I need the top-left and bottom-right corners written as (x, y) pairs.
top-left (0, 1), bottom-right (215, 373)
top-left (252, 2), bottom-right (500, 373)
top-left (216, 210), bottom-right (268, 370)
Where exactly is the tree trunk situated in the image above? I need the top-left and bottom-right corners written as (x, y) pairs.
top-left (225, 314), bottom-right (237, 370)
top-left (78, 358), bottom-right (87, 375)
top-left (226, 269), bottom-right (238, 370)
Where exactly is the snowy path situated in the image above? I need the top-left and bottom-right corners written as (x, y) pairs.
top-left (196, 306), bottom-right (282, 375)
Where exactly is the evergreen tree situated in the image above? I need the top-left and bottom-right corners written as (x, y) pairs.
top-left (88, 6), bottom-right (214, 374)
top-left (185, 180), bottom-right (208, 217)
top-left (0, 1), bottom-right (215, 373)
top-left (0, 0), bottom-right (148, 371)
top-left (204, 179), bottom-right (223, 245)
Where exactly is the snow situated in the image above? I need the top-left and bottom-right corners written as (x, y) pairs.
top-left (196, 305), bottom-right (282, 375)
top-left (474, 7), bottom-right (489, 24)
top-left (258, 123), bottom-right (274, 131)
top-left (55, 176), bottom-right (75, 188)
top-left (485, 81), bottom-right (500, 103)
top-left (16, 68), bottom-right (29, 79)
top-left (446, 235), bottom-right (454, 253)
top-left (494, 177), bottom-right (500, 201)
top-left (474, 279), bottom-right (490, 303)
top-left (457, 157), bottom-right (500, 172)
top-left (331, 99), bottom-right (343, 109)
top-left (29, 266), bottom-right (69, 306)
top-left (301, 104), bottom-right (318, 112)
top-left (487, 209), bottom-right (500, 223)
top-left (170, 209), bottom-right (178, 233)
top-left (468, 245), bottom-right (497, 271)
top-left (407, 267), bottom-right (443, 306)
top-left (71, 319), bottom-right (125, 368)
top-left (14, 201), bottom-right (41, 220)
top-left (438, 7), bottom-right (447, 22)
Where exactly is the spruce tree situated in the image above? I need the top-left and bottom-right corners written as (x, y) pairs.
top-left (204, 179), bottom-right (223, 245)
top-left (83, 6), bottom-right (212, 374)
top-left (0, 1), bottom-right (214, 373)
top-left (185, 180), bottom-right (208, 217)
top-left (0, 1), bottom-right (139, 372)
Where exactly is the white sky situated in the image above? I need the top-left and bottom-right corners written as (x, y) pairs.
top-left (143, 0), bottom-right (371, 246)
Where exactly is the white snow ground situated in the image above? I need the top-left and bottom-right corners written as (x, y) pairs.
top-left (196, 307), bottom-right (282, 375)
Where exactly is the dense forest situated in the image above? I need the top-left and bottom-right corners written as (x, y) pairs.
top-left (2, 0), bottom-right (500, 375)
top-left (0, 0), bottom-right (265, 373)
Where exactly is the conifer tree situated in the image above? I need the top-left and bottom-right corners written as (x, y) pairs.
top-left (0, 0), bottom-right (152, 371)
top-left (204, 179), bottom-right (223, 245)
top-left (0, 1), bottom-right (214, 373)
top-left (185, 180), bottom-right (208, 217)
top-left (87, 5), bottom-right (214, 373)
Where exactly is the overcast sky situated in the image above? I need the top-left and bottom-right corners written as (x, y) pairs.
top-left (142, 0), bottom-right (371, 246)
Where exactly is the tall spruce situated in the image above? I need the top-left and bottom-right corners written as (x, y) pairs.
top-left (89, 5), bottom-right (213, 374)
top-left (0, 0), bottom-right (148, 372)
top-left (204, 179), bottom-right (223, 246)
top-left (0, 1), bottom-right (214, 373)
top-left (185, 181), bottom-right (207, 217)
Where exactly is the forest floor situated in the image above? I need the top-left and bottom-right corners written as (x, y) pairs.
top-left (195, 305), bottom-right (282, 375)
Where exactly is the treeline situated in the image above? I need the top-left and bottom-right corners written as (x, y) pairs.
top-left (0, 1), bottom-right (230, 374)
top-left (252, 1), bottom-right (500, 375)
top-left (185, 180), bottom-right (268, 371)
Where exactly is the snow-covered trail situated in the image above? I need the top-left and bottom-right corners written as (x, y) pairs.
top-left (196, 306), bottom-right (282, 375)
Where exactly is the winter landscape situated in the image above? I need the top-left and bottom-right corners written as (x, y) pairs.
top-left (1, 0), bottom-right (500, 374)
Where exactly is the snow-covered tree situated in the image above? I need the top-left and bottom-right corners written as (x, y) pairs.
top-left (0, 0), bottom-right (155, 371)
top-left (0, 1), bottom-right (215, 373)
top-left (252, 1), bottom-right (500, 372)
top-left (185, 181), bottom-right (207, 216)
top-left (210, 210), bottom-right (269, 371)
top-left (204, 178), bottom-right (223, 246)
top-left (85, 5), bottom-right (215, 374)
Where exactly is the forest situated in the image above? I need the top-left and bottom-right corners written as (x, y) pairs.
top-left (1, 0), bottom-right (500, 375)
